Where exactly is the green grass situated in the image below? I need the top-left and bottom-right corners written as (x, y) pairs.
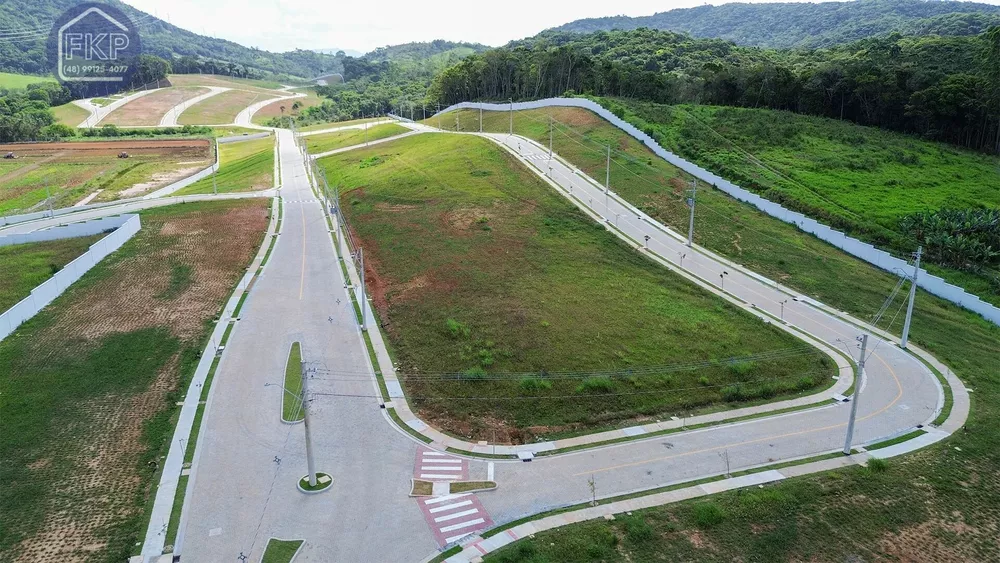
top-left (451, 481), bottom-right (497, 493)
top-left (175, 136), bottom-right (274, 195)
top-left (297, 117), bottom-right (385, 132)
top-left (429, 106), bottom-right (1000, 561)
top-left (605, 100), bottom-right (1000, 306)
top-left (0, 200), bottom-right (269, 562)
top-left (305, 123), bottom-right (408, 154)
top-left (0, 72), bottom-right (54, 89)
top-left (321, 133), bottom-right (834, 442)
top-left (262, 538), bottom-right (303, 563)
top-left (865, 429), bottom-right (927, 451)
top-left (178, 89), bottom-right (277, 125)
top-left (0, 235), bottom-right (102, 311)
top-left (52, 102), bottom-right (90, 127)
top-left (283, 342), bottom-right (304, 422)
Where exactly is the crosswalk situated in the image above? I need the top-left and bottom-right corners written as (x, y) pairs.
top-left (282, 199), bottom-right (318, 203)
top-left (417, 493), bottom-right (494, 546)
top-left (413, 447), bottom-right (467, 481)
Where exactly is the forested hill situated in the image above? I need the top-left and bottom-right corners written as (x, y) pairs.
top-left (550, 0), bottom-right (1000, 48)
top-left (0, 0), bottom-right (338, 78)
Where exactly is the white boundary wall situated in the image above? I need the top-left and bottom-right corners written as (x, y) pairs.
top-left (435, 98), bottom-right (1000, 326)
top-left (0, 214), bottom-right (140, 341)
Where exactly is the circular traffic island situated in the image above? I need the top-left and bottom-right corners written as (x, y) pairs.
top-left (297, 472), bottom-right (333, 494)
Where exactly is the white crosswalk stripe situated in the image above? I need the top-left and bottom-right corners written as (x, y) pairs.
top-left (434, 508), bottom-right (479, 523)
top-left (440, 518), bottom-right (485, 533)
top-left (423, 494), bottom-right (469, 505)
top-left (428, 500), bottom-right (472, 514)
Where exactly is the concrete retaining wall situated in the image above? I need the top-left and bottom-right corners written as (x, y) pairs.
top-left (0, 214), bottom-right (140, 341)
top-left (435, 98), bottom-right (1000, 326)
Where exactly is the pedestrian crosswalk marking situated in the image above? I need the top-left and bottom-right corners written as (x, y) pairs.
top-left (440, 518), bottom-right (485, 533)
top-left (429, 500), bottom-right (472, 513)
top-left (423, 493), bottom-right (469, 505)
top-left (434, 508), bottom-right (479, 523)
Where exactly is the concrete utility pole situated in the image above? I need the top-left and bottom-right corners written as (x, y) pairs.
top-left (843, 333), bottom-right (869, 455)
top-left (437, 104), bottom-right (441, 129)
top-left (549, 115), bottom-right (553, 158)
top-left (422, 104), bottom-right (426, 120)
top-left (44, 185), bottom-right (53, 216)
top-left (900, 246), bottom-right (921, 349)
top-left (456, 116), bottom-right (460, 132)
top-left (508, 98), bottom-right (513, 135)
top-left (359, 248), bottom-right (367, 331)
top-left (301, 353), bottom-right (317, 487)
top-left (605, 145), bottom-right (611, 212)
top-left (479, 107), bottom-right (483, 133)
top-left (687, 179), bottom-right (697, 247)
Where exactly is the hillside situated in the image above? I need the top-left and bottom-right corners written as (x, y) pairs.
top-left (0, 0), bottom-right (338, 78)
top-left (550, 0), bottom-right (1000, 48)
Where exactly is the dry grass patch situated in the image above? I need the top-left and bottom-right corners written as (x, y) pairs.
top-left (101, 87), bottom-right (208, 126)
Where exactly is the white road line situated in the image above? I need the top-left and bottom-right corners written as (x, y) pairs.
top-left (423, 494), bottom-right (469, 505)
top-left (422, 452), bottom-right (447, 457)
top-left (428, 500), bottom-right (473, 514)
top-left (421, 458), bottom-right (461, 464)
top-left (421, 473), bottom-right (463, 479)
top-left (420, 466), bottom-right (462, 471)
top-left (444, 532), bottom-right (474, 544)
top-left (433, 508), bottom-right (479, 523)
top-left (439, 518), bottom-right (485, 533)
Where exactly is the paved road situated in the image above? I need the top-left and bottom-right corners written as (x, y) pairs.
top-left (177, 129), bottom-right (435, 561)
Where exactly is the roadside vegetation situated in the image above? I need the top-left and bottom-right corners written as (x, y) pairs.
top-left (296, 117), bottom-right (384, 133)
top-left (428, 106), bottom-right (1000, 561)
top-left (0, 235), bottom-right (102, 311)
top-left (255, 88), bottom-right (324, 125)
top-left (175, 136), bottom-right (274, 195)
top-left (261, 538), bottom-right (303, 563)
top-left (282, 342), bottom-right (304, 422)
top-left (304, 123), bottom-right (408, 154)
top-left (0, 200), bottom-right (270, 563)
top-left (321, 133), bottom-right (835, 442)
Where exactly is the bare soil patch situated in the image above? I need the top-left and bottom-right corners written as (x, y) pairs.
top-left (0, 139), bottom-right (211, 158)
top-left (102, 87), bottom-right (208, 126)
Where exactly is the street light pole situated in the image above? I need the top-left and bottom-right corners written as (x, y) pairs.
top-left (687, 179), bottom-right (697, 247)
top-left (359, 248), bottom-right (367, 331)
top-left (508, 98), bottom-right (513, 135)
top-left (780, 299), bottom-right (788, 322)
top-left (480, 107), bottom-right (483, 133)
top-left (900, 246), bottom-right (922, 349)
top-left (301, 353), bottom-right (317, 487)
top-left (843, 333), bottom-right (869, 455)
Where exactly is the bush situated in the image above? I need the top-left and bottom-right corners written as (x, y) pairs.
top-left (519, 377), bottom-right (552, 392)
top-left (698, 376), bottom-right (711, 386)
top-left (461, 366), bottom-right (487, 380)
top-left (576, 376), bottom-right (615, 393)
top-left (727, 360), bottom-right (757, 377)
top-left (445, 318), bottom-right (469, 338)
top-left (621, 515), bottom-right (654, 543)
top-left (721, 384), bottom-right (745, 402)
top-left (39, 123), bottom-right (76, 139)
top-left (867, 458), bottom-right (889, 474)
top-left (693, 502), bottom-right (726, 528)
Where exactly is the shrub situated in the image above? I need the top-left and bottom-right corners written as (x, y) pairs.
top-left (519, 377), bottom-right (552, 392)
top-left (698, 376), bottom-right (711, 386)
top-left (621, 515), bottom-right (654, 542)
top-left (576, 376), bottom-right (615, 393)
top-left (721, 384), bottom-right (745, 402)
top-left (445, 318), bottom-right (469, 338)
top-left (727, 360), bottom-right (757, 377)
top-left (461, 366), bottom-right (487, 380)
top-left (693, 502), bottom-right (726, 528)
top-left (867, 458), bottom-right (889, 474)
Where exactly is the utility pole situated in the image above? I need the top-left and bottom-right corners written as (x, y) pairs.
top-left (549, 115), bottom-right (553, 158)
top-left (437, 103), bottom-right (441, 129)
top-left (422, 104), bottom-right (426, 120)
top-left (508, 98), bottom-right (513, 135)
top-left (605, 145), bottom-right (611, 212)
top-left (44, 185), bottom-right (53, 216)
top-left (301, 353), bottom-right (317, 487)
top-left (479, 107), bottom-right (483, 133)
top-left (359, 248), bottom-right (367, 331)
top-left (843, 333), bottom-right (869, 455)
top-left (456, 115), bottom-right (460, 132)
top-left (687, 179), bottom-right (697, 247)
top-left (900, 246), bottom-right (921, 349)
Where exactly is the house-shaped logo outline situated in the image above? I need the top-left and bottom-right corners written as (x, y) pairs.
top-left (57, 7), bottom-right (131, 82)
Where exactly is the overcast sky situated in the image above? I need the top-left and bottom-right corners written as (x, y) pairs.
top-left (117, 0), bottom-right (891, 54)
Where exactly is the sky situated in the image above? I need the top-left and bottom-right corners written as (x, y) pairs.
top-left (119, 0), bottom-right (866, 55)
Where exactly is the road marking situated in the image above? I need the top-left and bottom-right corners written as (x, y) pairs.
top-left (428, 500), bottom-right (472, 513)
top-left (423, 493), bottom-right (469, 505)
top-left (445, 532), bottom-right (475, 544)
top-left (420, 465), bottom-right (462, 470)
top-left (421, 458), bottom-right (460, 464)
top-left (434, 508), bottom-right (480, 523)
top-left (439, 518), bottom-right (485, 533)
top-left (422, 452), bottom-right (447, 457)
top-left (422, 473), bottom-right (464, 480)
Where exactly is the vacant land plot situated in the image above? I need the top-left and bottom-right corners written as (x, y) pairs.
top-left (167, 74), bottom-right (285, 94)
top-left (0, 72), bottom-right (54, 89)
top-left (0, 140), bottom-right (211, 213)
top-left (297, 116), bottom-right (383, 132)
top-left (0, 235), bottom-right (102, 311)
top-left (322, 133), bottom-right (833, 442)
top-left (432, 108), bottom-right (1000, 561)
top-left (0, 199), bottom-right (269, 563)
top-left (178, 89), bottom-right (277, 125)
top-left (306, 123), bottom-right (407, 154)
top-left (101, 87), bottom-right (209, 126)
top-left (175, 136), bottom-right (273, 195)
top-left (253, 88), bottom-right (323, 125)
top-left (52, 102), bottom-right (90, 127)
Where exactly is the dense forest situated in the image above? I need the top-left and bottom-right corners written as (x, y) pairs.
top-left (553, 0), bottom-right (1000, 48)
top-left (0, 0), bottom-right (339, 79)
top-left (428, 28), bottom-right (1000, 153)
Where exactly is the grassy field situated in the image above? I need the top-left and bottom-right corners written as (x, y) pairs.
top-left (175, 136), bottom-right (274, 195)
top-left (297, 116), bottom-right (383, 133)
top-left (321, 133), bottom-right (834, 442)
top-left (0, 72), bottom-right (54, 89)
top-left (168, 74), bottom-right (286, 94)
top-left (305, 123), bottom-right (407, 154)
top-left (52, 102), bottom-right (90, 127)
top-left (0, 151), bottom-right (212, 214)
top-left (0, 199), bottom-right (269, 563)
top-left (178, 89), bottom-right (276, 125)
top-left (0, 235), bottom-right (102, 311)
top-left (606, 100), bottom-right (1000, 306)
top-left (282, 342), bottom-right (304, 422)
top-left (261, 538), bottom-right (303, 563)
top-left (102, 87), bottom-right (208, 126)
top-left (427, 107), bottom-right (1000, 561)
top-left (253, 88), bottom-right (323, 125)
